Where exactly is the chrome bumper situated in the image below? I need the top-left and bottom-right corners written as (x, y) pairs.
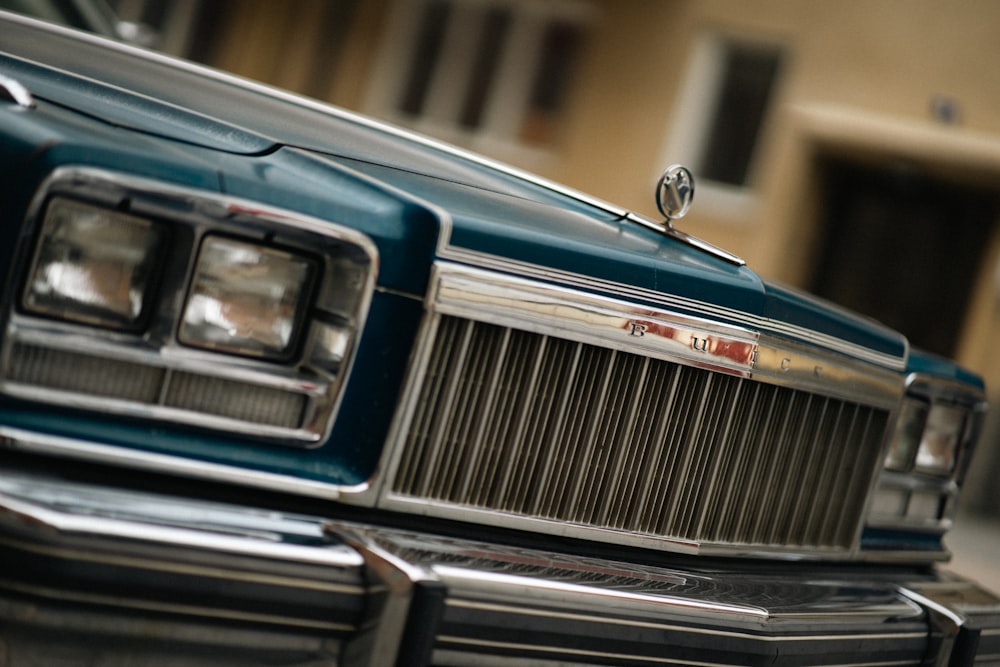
top-left (1, 470), bottom-right (998, 667)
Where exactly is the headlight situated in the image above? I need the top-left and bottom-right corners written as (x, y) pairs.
top-left (914, 402), bottom-right (966, 475)
top-left (22, 198), bottom-right (165, 330)
top-left (179, 236), bottom-right (316, 360)
top-left (884, 398), bottom-right (927, 471)
top-left (884, 398), bottom-right (967, 477)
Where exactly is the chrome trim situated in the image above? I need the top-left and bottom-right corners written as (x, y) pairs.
top-left (626, 212), bottom-right (747, 267)
top-left (0, 595), bottom-right (346, 666)
top-left (432, 262), bottom-right (760, 377)
top-left (440, 596), bottom-right (765, 632)
top-left (0, 426), bottom-right (367, 497)
top-left (0, 576), bottom-right (355, 630)
top-left (322, 525), bottom-right (932, 667)
top-left (1, 167), bottom-right (378, 445)
top-left (899, 579), bottom-right (1000, 667)
top-left (437, 244), bottom-right (906, 372)
top-left (899, 587), bottom-right (963, 667)
top-left (0, 471), bottom-right (365, 574)
top-left (667, 225), bottom-right (746, 266)
top-left (334, 528), bottom-right (440, 667)
top-left (439, 598), bottom-right (922, 641)
top-left (433, 639), bottom-right (919, 667)
top-left (0, 470), bottom-right (369, 651)
top-left (434, 561), bottom-right (771, 628)
top-left (0, 468), bottom-right (368, 664)
top-left (754, 332), bottom-right (903, 409)
top-left (435, 596), bottom-right (926, 644)
top-left (431, 262), bottom-right (902, 406)
top-left (904, 372), bottom-right (988, 406)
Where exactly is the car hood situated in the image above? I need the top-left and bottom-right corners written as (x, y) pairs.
top-left (0, 11), bottom-right (908, 364)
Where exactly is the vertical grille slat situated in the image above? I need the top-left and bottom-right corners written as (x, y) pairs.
top-left (834, 409), bottom-right (884, 545)
top-left (392, 316), bottom-right (888, 552)
top-left (765, 393), bottom-right (814, 545)
top-left (454, 325), bottom-right (511, 502)
top-left (802, 402), bottom-right (847, 545)
top-left (562, 347), bottom-right (616, 522)
top-left (703, 381), bottom-right (761, 542)
top-left (530, 341), bottom-right (584, 517)
top-left (693, 378), bottom-right (745, 541)
top-left (598, 356), bottom-right (651, 528)
top-left (629, 364), bottom-right (683, 534)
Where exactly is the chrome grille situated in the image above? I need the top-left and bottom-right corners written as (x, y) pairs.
top-left (8, 343), bottom-right (307, 430)
top-left (392, 316), bottom-right (889, 551)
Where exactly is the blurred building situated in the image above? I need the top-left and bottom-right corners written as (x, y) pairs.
top-left (112, 0), bottom-right (1000, 513)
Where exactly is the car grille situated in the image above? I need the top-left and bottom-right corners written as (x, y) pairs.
top-left (8, 342), bottom-right (307, 429)
top-left (391, 315), bottom-right (889, 552)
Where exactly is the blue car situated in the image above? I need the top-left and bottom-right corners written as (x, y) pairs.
top-left (0, 10), bottom-right (996, 667)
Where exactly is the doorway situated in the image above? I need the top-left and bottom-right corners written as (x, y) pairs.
top-left (810, 158), bottom-right (999, 358)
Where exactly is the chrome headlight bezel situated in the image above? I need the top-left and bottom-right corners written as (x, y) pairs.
top-left (2, 168), bottom-right (378, 445)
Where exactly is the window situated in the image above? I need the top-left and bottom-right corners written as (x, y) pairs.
top-left (369, 0), bottom-right (591, 150)
top-left (661, 34), bottom-right (784, 209)
top-left (699, 44), bottom-right (782, 186)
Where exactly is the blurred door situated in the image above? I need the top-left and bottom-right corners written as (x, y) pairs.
top-left (810, 158), bottom-right (998, 357)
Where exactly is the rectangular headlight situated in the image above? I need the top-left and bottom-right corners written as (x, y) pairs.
top-left (915, 403), bottom-right (966, 475)
top-left (179, 236), bottom-right (316, 360)
top-left (884, 398), bottom-right (928, 471)
top-left (22, 198), bottom-right (165, 330)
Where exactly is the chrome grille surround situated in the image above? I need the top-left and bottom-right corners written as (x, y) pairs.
top-left (380, 263), bottom-right (905, 558)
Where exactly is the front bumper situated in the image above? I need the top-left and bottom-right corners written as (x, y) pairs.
top-left (0, 469), bottom-right (998, 667)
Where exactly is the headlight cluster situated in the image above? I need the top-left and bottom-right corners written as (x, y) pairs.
top-left (5, 170), bottom-right (377, 444)
top-left (869, 376), bottom-right (985, 529)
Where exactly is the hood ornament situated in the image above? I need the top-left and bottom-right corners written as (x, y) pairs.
top-left (622, 164), bottom-right (745, 266)
top-left (656, 164), bottom-right (695, 222)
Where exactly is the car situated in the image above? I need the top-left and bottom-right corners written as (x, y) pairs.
top-left (1, 9), bottom-right (998, 667)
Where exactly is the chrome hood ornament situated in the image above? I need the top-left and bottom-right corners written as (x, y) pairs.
top-left (656, 164), bottom-right (695, 222)
top-left (624, 165), bottom-right (744, 266)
